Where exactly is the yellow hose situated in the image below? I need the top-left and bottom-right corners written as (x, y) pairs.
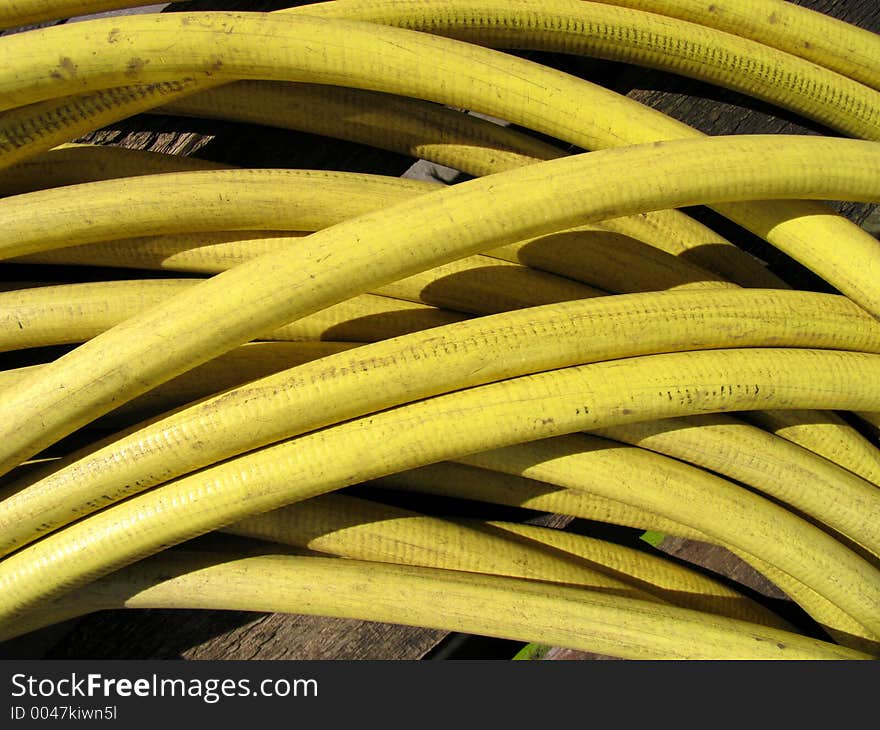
top-left (0, 169), bottom-right (436, 259)
top-left (3, 288), bottom-right (876, 556)
top-left (743, 409), bottom-right (880, 489)
top-left (1, 347), bottom-right (880, 635)
top-left (3, 549), bottom-right (866, 660)
top-left (594, 415), bottom-right (880, 556)
top-left (0, 134), bottom-right (877, 477)
top-left (376, 461), bottom-right (878, 651)
top-left (456, 430), bottom-right (880, 638)
top-left (1, 12), bottom-right (875, 313)
top-left (0, 0), bottom-right (178, 28)
top-left (596, 0), bottom-right (880, 91)
top-left (0, 279), bottom-right (469, 350)
top-left (305, 0), bottom-right (880, 141)
top-left (0, 142), bottom-right (229, 197)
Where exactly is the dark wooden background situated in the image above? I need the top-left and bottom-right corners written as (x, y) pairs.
top-left (0, 0), bottom-right (877, 661)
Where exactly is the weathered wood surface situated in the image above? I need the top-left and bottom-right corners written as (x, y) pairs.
top-left (0, 0), bottom-right (877, 661)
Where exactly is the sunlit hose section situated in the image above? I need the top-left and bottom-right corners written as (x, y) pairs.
top-left (596, 0), bottom-right (880, 91)
top-left (0, 169), bottom-right (437, 259)
top-left (1, 347), bottom-right (880, 635)
top-left (0, 132), bottom-right (877, 476)
top-left (0, 341), bottom-right (360, 428)
top-left (161, 80), bottom-right (567, 178)
top-left (371, 461), bottom-right (709, 542)
top-left (0, 279), bottom-right (469, 351)
top-left (0, 0), bottom-right (179, 28)
top-left (5, 86), bottom-right (774, 294)
top-left (0, 81), bottom-right (211, 171)
top-left (741, 409), bottom-right (880, 489)
top-left (12, 230), bottom-right (310, 273)
top-left (1, 13), bottom-right (875, 313)
top-left (224, 494), bottom-right (660, 605)
top-left (157, 79), bottom-right (786, 291)
top-left (375, 461), bottom-right (877, 652)
top-left (304, 0), bottom-right (880, 141)
top-left (593, 414), bottom-right (880, 556)
top-left (0, 143), bottom-right (231, 197)
top-left (3, 287), bottom-right (878, 559)
top-left (360, 255), bottom-right (608, 315)
top-left (488, 225), bottom-right (738, 293)
top-left (10, 85), bottom-right (780, 291)
top-left (11, 226), bottom-right (731, 294)
top-left (225, 493), bottom-right (788, 628)
top-left (454, 427), bottom-right (880, 639)
top-left (2, 550), bottom-right (868, 660)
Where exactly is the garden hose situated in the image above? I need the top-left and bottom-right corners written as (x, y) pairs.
top-left (375, 461), bottom-right (876, 651)
top-left (0, 168), bottom-right (436, 259)
top-left (0, 133), bottom-right (877, 476)
top-left (0, 142), bottom-right (230, 197)
top-left (0, 81), bottom-right (210, 170)
top-left (12, 224), bottom-right (732, 294)
top-left (0, 347), bottom-right (879, 638)
top-left (304, 0), bottom-right (880, 141)
top-left (596, 0), bottom-right (880, 91)
top-left (0, 0), bottom-right (182, 28)
top-left (1, 11), bottom-right (876, 310)
top-left (156, 80), bottom-right (784, 288)
top-left (16, 0), bottom-right (878, 100)
top-left (3, 287), bottom-right (876, 557)
top-left (225, 492), bottom-right (787, 627)
top-left (0, 340), bottom-right (360, 427)
top-left (455, 429), bottom-right (880, 640)
top-left (1, 1), bottom-right (878, 661)
top-left (372, 461), bottom-right (710, 543)
top-left (741, 409), bottom-right (880, 489)
top-left (1, 549), bottom-right (867, 660)
top-left (0, 278), bottom-right (470, 351)
top-left (593, 414), bottom-right (880, 556)
top-left (160, 80), bottom-right (568, 178)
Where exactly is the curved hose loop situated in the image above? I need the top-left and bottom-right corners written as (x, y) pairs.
top-left (378, 461), bottom-right (879, 652)
top-left (1, 347), bottom-right (880, 638)
top-left (0, 169), bottom-right (437, 259)
top-left (0, 134), bottom-right (878, 477)
top-left (2, 549), bottom-right (869, 660)
top-left (2, 285), bottom-right (878, 557)
top-left (0, 12), bottom-right (876, 312)
top-left (303, 0), bottom-right (880, 141)
top-left (7, 0), bottom-right (875, 93)
top-left (595, 0), bottom-right (880, 91)
top-left (223, 490), bottom-right (790, 628)
top-left (593, 414), bottom-right (880, 556)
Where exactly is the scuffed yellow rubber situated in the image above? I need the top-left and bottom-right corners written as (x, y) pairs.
top-left (1, 12), bottom-right (875, 308)
top-left (1, 347), bottom-right (880, 636)
top-left (304, 0), bottom-right (880, 141)
top-left (597, 0), bottom-right (880, 91)
top-left (743, 409), bottom-right (880, 489)
top-left (2, 549), bottom-right (866, 660)
top-left (0, 134), bottom-right (878, 477)
top-left (3, 288), bottom-right (877, 557)
top-left (376, 461), bottom-right (876, 651)
top-left (0, 279), bottom-right (469, 350)
top-left (0, 169), bottom-right (436, 259)
top-left (0, 142), bottom-right (230, 197)
top-left (0, 82), bottom-right (208, 171)
top-left (13, 225), bottom-right (733, 296)
top-left (458, 431), bottom-right (880, 640)
top-left (594, 414), bottom-right (880, 556)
